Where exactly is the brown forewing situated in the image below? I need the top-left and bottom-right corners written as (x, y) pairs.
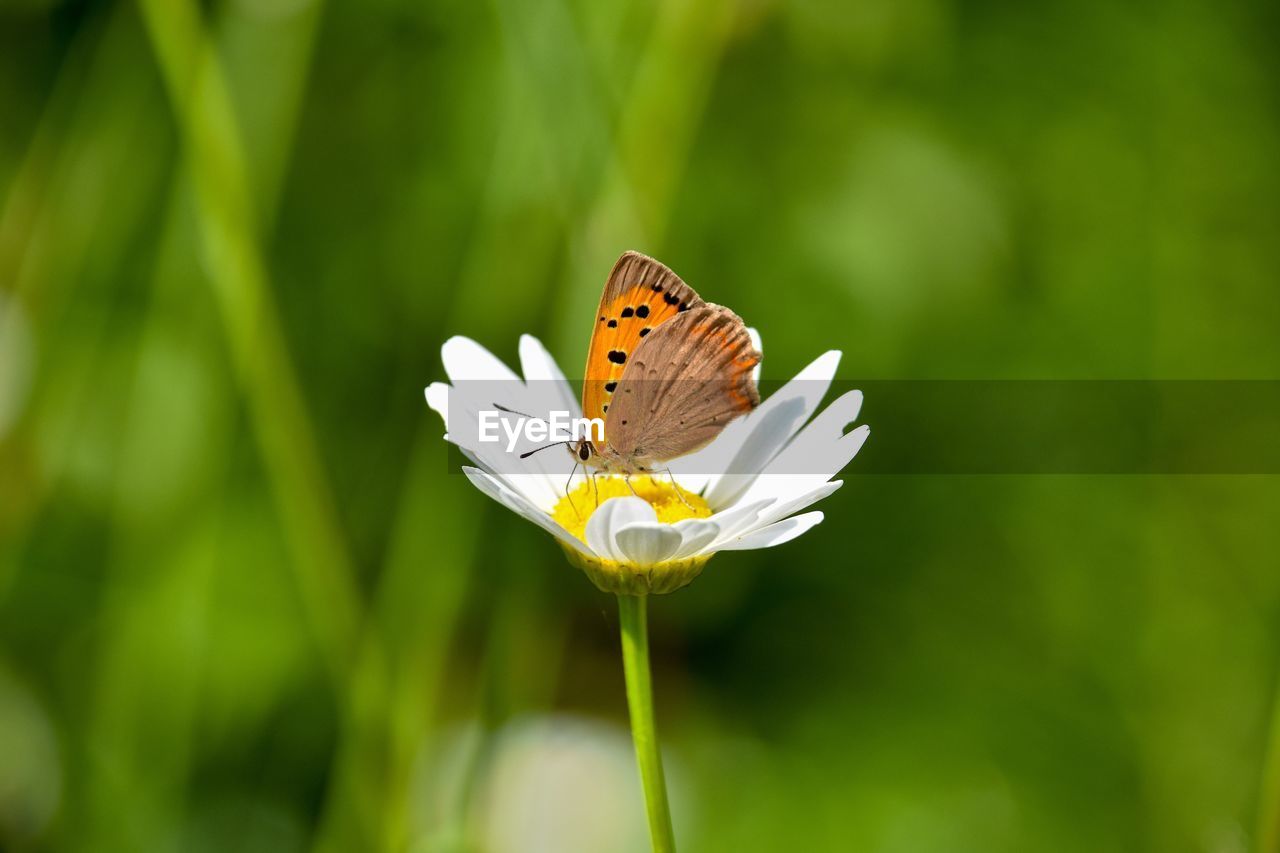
top-left (604, 304), bottom-right (761, 463)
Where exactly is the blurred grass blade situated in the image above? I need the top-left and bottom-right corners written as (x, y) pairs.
top-left (136, 0), bottom-right (361, 679)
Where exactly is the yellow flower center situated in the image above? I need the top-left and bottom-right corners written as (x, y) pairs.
top-left (552, 475), bottom-right (712, 542)
top-left (551, 475), bottom-right (715, 596)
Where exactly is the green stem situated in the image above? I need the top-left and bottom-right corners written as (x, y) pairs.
top-left (618, 593), bottom-right (676, 853)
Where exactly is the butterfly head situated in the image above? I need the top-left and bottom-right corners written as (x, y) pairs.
top-left (570, 437), bottom-right (621, 470)
top-left (571, 437), bottom-right (596, 465)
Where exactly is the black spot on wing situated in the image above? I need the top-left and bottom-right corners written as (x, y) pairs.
top-left (663, 291), bottom-right (680, 306)
top-left (607, 319), bottom-right (617, 328)
top-left (635, 304), bottom-right (650, 318)
top-left (608, 350), bottom-right (627, 364)
top-left (604, 381), bottom-right (617, 393)
top-left (639, 327), bottom-right (651, 337)
top-left (621, 307), bottom-right (634, 318)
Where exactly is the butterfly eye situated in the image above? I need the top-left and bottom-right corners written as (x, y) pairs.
top-left (578, 442), bottom-right (592, 461)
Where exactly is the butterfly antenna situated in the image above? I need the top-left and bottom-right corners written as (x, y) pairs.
top-left (519, 441), bottom-right (570, 459)
top-left (493, 402), bottom-right (536, 419)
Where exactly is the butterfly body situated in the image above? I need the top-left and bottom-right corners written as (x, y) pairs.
top-left (571, 252), bottom-right (761, 476)
top-left (568, 438), bottom-right (649, 475)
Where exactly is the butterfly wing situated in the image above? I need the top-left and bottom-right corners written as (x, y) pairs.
top-left (582, 251), bottom-right (704, 425)
top-left (604, 304), bottom-right (760, 464)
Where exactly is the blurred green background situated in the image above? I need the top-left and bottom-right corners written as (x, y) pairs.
top-left (2, 0), bottom-right (1279, 851)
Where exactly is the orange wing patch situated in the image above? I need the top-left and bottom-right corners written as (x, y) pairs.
top-left (582, 252), bottom-right (704, 423)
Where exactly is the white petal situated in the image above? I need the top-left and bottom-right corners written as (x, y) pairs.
top-left (584, 497), bottom-right (658, 562)
top-left (675, 350), bottom-right (843, 506)
top-left (441, 336), bottom-right (520, 382)
top-left (447, 410), bottom-right (562, 510)
top-left (704, 498), bottom-right (775, 546)
top-left (508, 335), bottom-right (586, 502)
top-left (458, 445), bottom-right (494, 475)
top-left (753, 480), bottom-right (843, 529)
top-left (670, 518), bottom-right (721, 558)
top-left (747, 327), bottom-right (763, 385)
top-left (519, 334), bottom-right (580, 418)
top-left (737, 386), bottom-right (868, 507)
top-left (436, 337), bottom-right (568, 509)
top-left (615, 523), bottom-right (683, 565)
top-left (719, 511), bottom-right (824, 551)
top-left (425, 382), bottom-right (450, 431)
top-left (468, 456), bottom-right (582, 513)
top-left (694, 401), bottom-right (811, 508)
top-left (461, 467), bottom-right (593, 557)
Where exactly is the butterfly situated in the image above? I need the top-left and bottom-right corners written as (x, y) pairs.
top-left (568, 251), bottom-right (761, 475)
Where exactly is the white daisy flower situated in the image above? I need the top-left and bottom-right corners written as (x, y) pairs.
top-left (424, 332), bottom-right (869, 595)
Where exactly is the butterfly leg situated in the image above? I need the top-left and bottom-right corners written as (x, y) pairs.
top-left (662, 467), bottom-right (694, 509)
top-left (624, 474), bottom-right (640, 498)
top-left (564, 460), bottom-right (580, 518)
top-left (591, 471), bottom-right (600, 508)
